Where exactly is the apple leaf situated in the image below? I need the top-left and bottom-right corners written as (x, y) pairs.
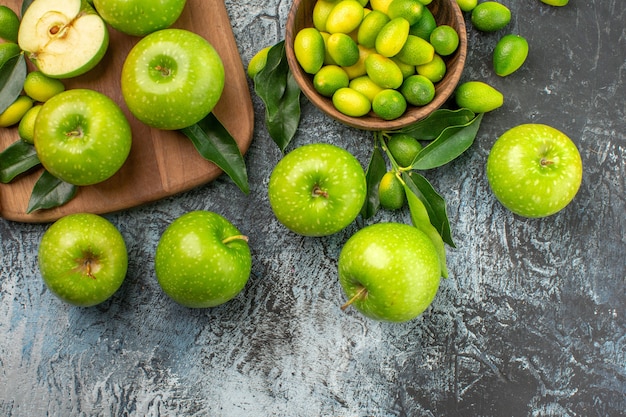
top-left (180, 112), bottom-right (249, 194)
top-left (27, 170), bottom-right (78, 214)
top-left (0, 53), bottom-right (27, 114)
top-left (253, 41), bottom-right (302, 152)
top-left (394, 108), bottom-right (475, 141)
top-left (0, 139), bottom-right (40, 183)
top-left (412, 113), bottom-right (484, 170)
top-left (402, 171), bottom-right (454, 248)
top-left (360, 143), bottom-right (387, 220)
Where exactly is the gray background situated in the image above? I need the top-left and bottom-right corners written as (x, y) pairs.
top-left (1, 0), bottom-right (625, 416)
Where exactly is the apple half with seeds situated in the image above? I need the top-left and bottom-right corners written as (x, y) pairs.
top-left (18, 0), bottom-right (109, 79)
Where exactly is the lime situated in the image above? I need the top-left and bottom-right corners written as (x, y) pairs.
top-left (23, 71), bottom-right (66, 102)
top-left (409, 7), bottom-right (436, 40)
top-left (365, 53), bottom-right (404, 89)
top-left (400, 74), bottom-right (435, 106)
top-left (0, 96), bottom-right (34, 127)
top-left (540, 0), bottom-right (568, 5)
top-left (326, 0), bottom-right (364, 34)
top-left (375, 17), bottom-right (410, 57)
top-left (0, 5), bottom-right (20, 43)
top-left (387, 133), bottom-right (423, 167)
top-left (416, 53), bottom-right (446, 82)
top-left (370, 0), bottom-right (394, 14)
top-left (429, 25), bottom-right (459, 56)
top-left (387, 0), bottom-right (424, 25)
top-left (372, 89), bottom-right (407, 120)
top-left (391, 56), bottom-right (416, 79)
top-left (455, 81), bottom-right (504, 113)
top-left (378, 171), bottom-right (406, 210)
top-left (417, 0), bottom-right (433, 4)
top-left (456, 0), bottom-right (477, 12)
top-left (247, 46), bottom-right (271, 78)
top-left (320, 32), bottom-right (338, 65)
top-left (493, 34), bottom-right (529, 76)
top-left (332, 87), bottom-right (372, 117)
top-left (18, 104), bottom-right (42, 144)
top-left (343, 45), bottom-right (374, 79)
top-left (357, 10), bottom-right (389, 49)
top-left (0, 42), bottom-right (21, 68)
top-left (294, 27), bottom-right (325, 74)
top-left (326, 32), bottom-right (360, 67)
top-left (395, 34), bottom-right (434, 66)
top-left (313, 0), bottom-right (340, 32)
top-left (314, 65), bottom-right (350, 97)
top-left (349, 75), bottom-right (384, 102)
top-left (471, 2), bottom-right (511, 32)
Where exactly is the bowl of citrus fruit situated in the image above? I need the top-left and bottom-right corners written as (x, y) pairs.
top-left (286, 0), bottom-right (467, 131)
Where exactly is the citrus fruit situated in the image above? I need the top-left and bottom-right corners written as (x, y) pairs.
top-left (417, 0), bottom-right (433, 4)
top-left (387, 0), bottom-right (424, 25)
top-left (416, 53), bottom-right (446, 82)
top-left (343, 45), bottom-right (374, 79)
top-left (540, 0), bottom-right (568, 5)
top-left (313, 0), bottom-right (340, 32)
top-left (378, 171), bottom-right (406, 210)
top-left (326, 32), bottom-right (360, 66)
top-left (395, 35), bottom-right (435, 66)
top-left (455, 81), bottom-right (504, 113)
top-left (0, 96), bottom-right (34, 127)
top-left (0, 42), bottom-right (21, 68)
top-left (314, 65), bottom-right (350, 97)
top-left (493, 34), bottom-right (529, 76)
top-left (332, 87), bottom-right (372, 117)
top-left (325, 0), bottom-right (364, 34)
top-left (471, 2), bottom-right (511, 32)
top-left (372, 89), bottom-right (407, 120)
top-left (0, 5), bottom-right (20, 43)
top-left (400, 74), bottom-right (435, 106)
top-left (365, 53), bottom-right (404, 89)
top-left (23, 71), bottom-right (66, 102)
top-left (375, 17), bottom-right (410, 57)
top-left (357, 10), bottom-right (390, 49)
top-left (456, 0), bottom-right (477, 12)
top-left (387, 133), bottom-right (423, 167)
top-left (409, 7), bottom-right (436, 40)
top-left (349, 75), bottom-right (384, 102)
top-left (294, 27), bottom-right (325, 74)
top-left (247, 46), bottom-right (271, 78)
top-left (370, 0), bottom-right (394, 14)
top-left (391, 56), bottom-right (416, 79)
top-left (18, 104), bottom-right (42, 144)
top-left (429, 25), bottom-right (459, 56)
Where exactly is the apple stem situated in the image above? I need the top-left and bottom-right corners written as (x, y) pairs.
top-left (540, 158), bottom-right (554, 166)
top-left (66, 126), bottom-right (84, 138)
top-left (222, 234), bottom-right (249, 245)
top-left (340, 286), bottom-right (368, 312)
top-left (154, 65), bottom-right (171, 77)
top-left (312, 185), bottom-right (329, 199)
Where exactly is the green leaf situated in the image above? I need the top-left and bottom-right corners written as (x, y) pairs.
top-left (0, 139), bottom-right (40, 183)
top-left (253, 41), bottom-right (302, 152)
top-left (0, 53), bottom-right (27, 114)
top-left (403, 181), bottom-right (448, 278)
top-left (27, 170), bottom-right (78, 213)
top-left (180, 112), bottom-right (249, 194)
top-left (412, 113), bottom-right (484, 170)
top-left (394, 108), bottom-right (475, 140)
top-left (360, 144), bottom-right (387, 219)
top-left (21, 0), bottom-right (34, 16)
top-left (402, 171), bottom-right (455, 248)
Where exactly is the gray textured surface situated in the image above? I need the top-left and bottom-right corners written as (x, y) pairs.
top-left (1, 0), bottom-right (625, 416)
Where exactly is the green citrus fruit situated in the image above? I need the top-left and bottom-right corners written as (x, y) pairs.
top-left (493, 34), bottom-right (529, 76)
top-left (349, 75), bottom-right (384, 102)
top-left (294, 27), bottom-right (325, 74)
top-left (387, 133), bottom-right (423, 167)
top-left (0, 5), bottom-right (20, 43)
top-left (372, 89), bottom-right (407, 120)
top-left (429, 25), bottom-right (459, 56)
top-left (325, 0), bottom-right (364, 34)
top-left (387, 0), bottom-right (424, 25)
top-left (416, 53), bottom-right (446, 82)
top-left (391, 56), bottom-right (416, 79)
top-left (456, 0), bottom-right (477, 12)
top-left (0, 42), bottom-right (21, 68)
top-left (409, 7), bottom-right (436, 40)
top-left (23, 71), bottom-right (66, 102)
top-left (395, 34), bottom-right (435, 66)
top-left (343, 45), bottom-right (374, 79)
top-left (375, 17), bottom-right (410, 57)
top-left (378, 171), bottom-right (406, 210)
top-left (332, 87), bottom-right (372, 117)
top-left (400, 74), bottom-right (435, 106)
top-left (357, 10), bottom-right (390, 49)
top-left (471, 2), bottom-right (511, 32)
top-left (326, 32), bottom-right (360, 67)
top-left (455, 81), bottom-right (504, 113)
top-left (365, 53), bottom-right (404, 89)
top-left (0, 96), bottom-right (34, 127)
top-left (540, 0), bottom-right (568, 5)
top-left (314, 65), bottom-right (350, 97)
top-left (18, 104), bottom-right (42, 144)
top-left (313, 0), bottom-right (340, 32)
top-left (370, 0), bottom-right (394, 14)
top-left (247, 46), bottom-right (271, 78)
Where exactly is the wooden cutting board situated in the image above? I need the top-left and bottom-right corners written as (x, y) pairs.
top-left (0, 0), bottom-right (254, 223)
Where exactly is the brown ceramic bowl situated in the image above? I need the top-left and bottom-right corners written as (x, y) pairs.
top-left (285, 0), bottom-right (467, 131)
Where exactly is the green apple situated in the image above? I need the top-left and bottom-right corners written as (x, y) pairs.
top-left (93, 0), bottom-right (187, 37)
top-left (34, 89), bottom-right (132, 186)
top-left (18, 0), bottom-right (109, 78)
top-left (486, 124), bottom-right (583, 218)
top-left (38, 213), bottom-right (128, 307)
top-left (121, 28), bottom-right (225, 130)
top-left (268, 143), bottom-right (367, 237)
top-left (154, 210), bottom-right (252, 308)
top-left (338, 222), bottom-right (442, 322)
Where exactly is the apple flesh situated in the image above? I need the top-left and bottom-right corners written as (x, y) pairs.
top-left (486, 124), bottom-right (583, 218)
top-left (93, 0), bottom-right (187, 37)
top-left (38, 213), bottom-right (128, 307)
top-left (18, 0), bottom-right (109, 79)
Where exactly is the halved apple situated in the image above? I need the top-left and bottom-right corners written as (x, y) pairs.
top-left (18, 0), bottom-right (108, 79)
